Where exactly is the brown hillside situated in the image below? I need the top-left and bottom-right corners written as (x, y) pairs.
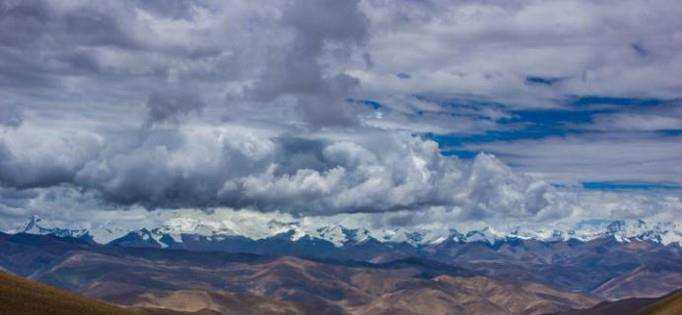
top-left (639, 290), bottom-right (682, 315)
top-left (557, 289), bottom-right (682, 315)
top-left (0, 271), bottom-right (134, 315)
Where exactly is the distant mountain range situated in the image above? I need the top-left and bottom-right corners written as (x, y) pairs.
top-left (14, 216), bottom-right (682, 294)
top-left (2, 224), bottom-right (682, 314)
top-left (16, 214), bottom-right (682, 249)
top-left (0, 232), bottom-right (596, 315)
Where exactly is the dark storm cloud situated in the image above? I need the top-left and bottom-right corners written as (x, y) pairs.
top-left (246, 0), bottom-right (369, 127)
top-left (0, 124), bottom-right (549, 216)
top-left (71, 134), bottom-right (334, 210)
top-left (0, 1), bottom-right (141, 94)
top-left (65, 133), bottom-right (345, 211)
top-left (0, 0), bottom-right (219, 99)
top-left (0, 0), bottom-right (50, 47)
top-left (272, 136), bottom-right (330, 175)
top-left (1, 0), bottom-right (370, 128)
top-left (61, 6), bottom-right (138, 49)
top-left (0, 0), bottom-right (139, 50)
top-left (145, 88), bottom-right (206, 125)
top-left (133, 0), bottom-right (198, 20)
top-left (0, 187), bottom-right (37, 210)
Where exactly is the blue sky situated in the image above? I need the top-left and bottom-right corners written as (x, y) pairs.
top-left (366, 94), bottom-right (682, 188)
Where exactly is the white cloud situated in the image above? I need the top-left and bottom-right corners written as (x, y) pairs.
top-left (0, 118), bottom-right (555, 218)
top-left (463, 134), bottom-right (682, 184)
top-left (358, 0), bottom-right (682, 105)
top-left (577, 102), bottom-right (682, 131)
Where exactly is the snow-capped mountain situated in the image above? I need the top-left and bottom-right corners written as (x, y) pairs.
top-left (13, 215), bottom-right (682, 248)
top-left (108, 218), bottom-right (682, 248)
top-left (18, 215), bottom-right (132, 244)
top-left (21, 215), bottom-right (90, 239)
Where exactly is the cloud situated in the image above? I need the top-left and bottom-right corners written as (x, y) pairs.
top-left (0, 103), bottom-right (23, 127)
top-left (0, 121), bottom-right (554, 217)
top-left (2, 186), bottom-right (680, 244)
top-left (2, 0), bottom-right (682, 124)
top-left (575, 101), bottom-right (682, 131)
top-left (244, 0), bottom-right (369, 127)
top-left (463, 134), bottom-right (682, 184)
top-left (0, 0), bottom-right (374, 130)
top-left (132, 0), bottom-right (198, 20)
top-left (0, 121), bottom-right (679, 234)
top-left (359, 0), bottom-right (682, 106)
top-left (0, 117), bottom-right (107, 187)
top-left (0, 0), bottom-right (681, 232)
top-left (145, 87), bottom-right (206, 125)
top-left (588, 113), bottom-right (682, 131)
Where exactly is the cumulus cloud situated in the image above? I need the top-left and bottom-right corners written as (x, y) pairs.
top-left (0, 121), bottom-right (552, 217)
top-left (0, 126), bottom-right (102, 188)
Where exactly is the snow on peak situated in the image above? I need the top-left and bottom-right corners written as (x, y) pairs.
top-left (464, 227), bottom-right (505, 244)
top-left (154, 217), bottom-right (237, 242)
top-left (313, 225), bottom-right (347, 247)
top-left (21, 215), bottom-right (89, 239)
top-left (11, 214), bottom-right (682, 247)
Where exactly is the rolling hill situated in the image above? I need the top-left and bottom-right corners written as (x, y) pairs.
top-left (0, 271), bottom-right (303, 315)
top-left (557, 289), bottom-right (682, 315)
top-left (0, 271), bottom-right (134, 315)
top-left (639, 289), bottom-right (682, 315)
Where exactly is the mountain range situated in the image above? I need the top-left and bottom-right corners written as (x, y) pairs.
top-left (4, 215), bottom-right (682, 314)
top-left (0, 232), bottom-right (597, 315)
top-left (16, 214), bottom-right (682, 249)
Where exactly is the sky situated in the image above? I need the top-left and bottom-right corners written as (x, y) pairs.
top-left (0, 0), bottom-right (681, 234)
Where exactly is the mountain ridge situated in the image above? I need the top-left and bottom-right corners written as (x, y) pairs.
top-left (14, 215), bottom-right (682, 249)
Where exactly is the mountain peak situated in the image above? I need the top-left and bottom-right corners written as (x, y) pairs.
top-left (21, 214), bottom-right (89, 239)
top-left (22, 214), bottom-right (43, 233)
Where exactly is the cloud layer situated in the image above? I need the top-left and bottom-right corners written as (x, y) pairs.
top-left (0, 0), bottom-right (680, 231)
top-left (0, 123), bottom-right (551, 217)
